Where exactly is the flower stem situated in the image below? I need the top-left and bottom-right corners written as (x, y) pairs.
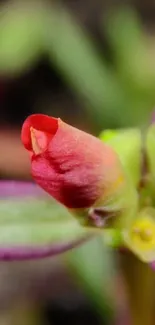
top-left (120, 252), bottom-right (155, 325)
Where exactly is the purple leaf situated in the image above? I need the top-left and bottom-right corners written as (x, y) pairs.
top-left (0, 180), bottom-right (89, 260)
top-left (0, 180), bottom-right (45, 198)
top-left (0, 237), bottom-right (88, 261)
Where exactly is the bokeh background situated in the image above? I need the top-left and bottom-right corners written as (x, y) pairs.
top-left (0, 0), bottom-right (155, 324)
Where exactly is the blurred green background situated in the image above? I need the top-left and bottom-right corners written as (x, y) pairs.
top-left (0, 0), bottom-right (155, 324)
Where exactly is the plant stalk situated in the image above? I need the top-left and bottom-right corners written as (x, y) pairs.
top-left (119, 252), bottom-right (155, 325)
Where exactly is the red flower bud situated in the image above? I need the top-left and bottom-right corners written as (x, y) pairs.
top-left (21, 114), bottom-right (125, 210)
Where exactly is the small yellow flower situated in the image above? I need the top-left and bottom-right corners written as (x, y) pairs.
top-left (123, 208), bottom-right (155, 262)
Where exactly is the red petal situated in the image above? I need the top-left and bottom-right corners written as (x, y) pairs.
top-left (21, 114), bottom-right (58, 151)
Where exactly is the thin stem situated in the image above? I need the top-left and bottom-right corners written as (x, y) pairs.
top-left (120, 252), bottom-right (155, 325)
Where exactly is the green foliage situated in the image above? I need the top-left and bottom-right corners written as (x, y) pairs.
top-left (0, 2), bottom-right (155, 128)
top-left (0, 198), bottom-right (89, 246)
top-left (43, 6), bottom-right (127, 129)
top-left (99, 128), bottom-right (142, 188)
top-left (66, 237), bottom-right (116, 323)
top-left (105, 7), bottom-right (155, 95)
top-left (0, 196), bottom-right (123, 249)
top-left (0, 2), bottom-right (43, 75)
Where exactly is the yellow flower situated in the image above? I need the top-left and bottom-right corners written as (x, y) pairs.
top-left (123, 208), bottom-right (155, 262)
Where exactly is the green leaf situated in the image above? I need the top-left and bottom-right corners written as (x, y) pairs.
top-left (0, 190), bottom-right (126, 252)
top-left (0, 2), bottom-right (43, 75)
top-left (99, 129), bottom-right (139, 230)
top-left (99, 129), bottom-right (141, 230)
top-left (43, 5), bottom-right (127, 128)
top-left (99, 128), bottom-right (142, 188)
top-left (105, 7), bottom-right (155, 94)
top-left (0, 198), bottom-right (89, 246)
top-left (65, 237), bottom-right (116, 323)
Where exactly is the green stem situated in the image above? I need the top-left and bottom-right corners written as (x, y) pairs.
top-left (120, 252), bottom-right (155, 325)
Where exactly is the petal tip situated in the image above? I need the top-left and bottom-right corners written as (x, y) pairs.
top-left (21, 114), bottom-right (59, 152)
